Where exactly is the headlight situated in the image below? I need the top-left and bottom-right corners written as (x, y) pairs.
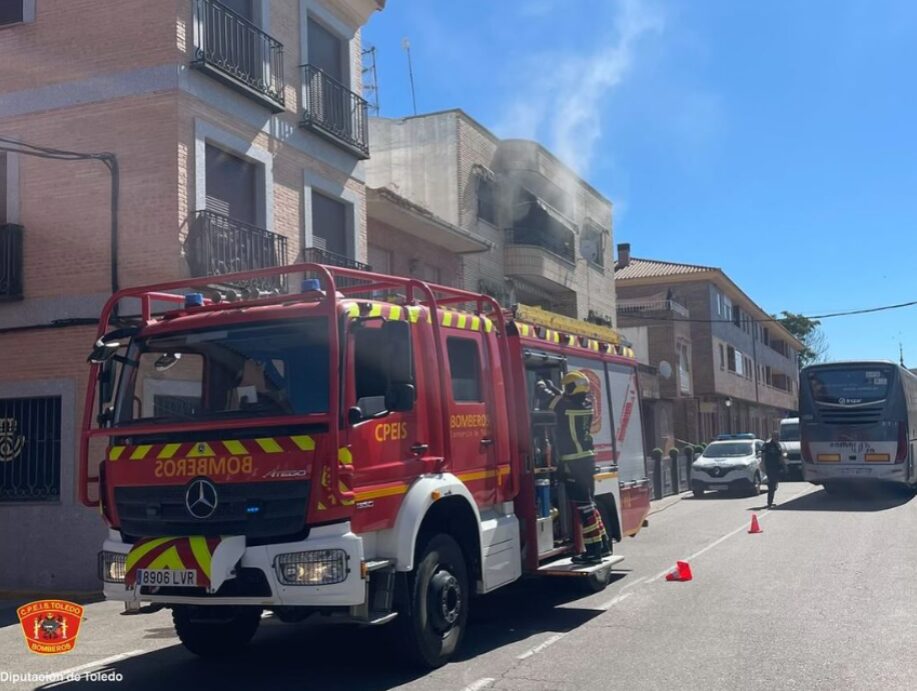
top-left (274, 549), bottom-right (349, 586)
top-left (98, 551), bottom-right (127, 583)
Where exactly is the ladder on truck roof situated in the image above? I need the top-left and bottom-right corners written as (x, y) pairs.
top-left (510, 303), bottom-right (636, 359)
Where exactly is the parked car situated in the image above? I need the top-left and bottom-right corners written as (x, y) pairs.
top-left (779, 417), bottom-right (802, 478)
top-left (691, 438), bottom-right (767, 497)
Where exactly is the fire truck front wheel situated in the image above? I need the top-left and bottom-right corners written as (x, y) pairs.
top-left (172, 605), bottom-right (262, 658)
top-left (397, 533), bottom-right (469, 669)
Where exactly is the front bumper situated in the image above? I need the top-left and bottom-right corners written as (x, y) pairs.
top-left (691, 467), bottom-right (756, 492)
top-left (101, 523), bottom-right (366, 608)
top-left (803, 462), bottom-right (907, 484)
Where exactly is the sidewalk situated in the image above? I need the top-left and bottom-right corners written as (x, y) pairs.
top-left (647, 491), bottom-right (691, 517)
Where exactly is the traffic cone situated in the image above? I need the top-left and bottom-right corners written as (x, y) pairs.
top-left (748, 514), bottom-right (762, 534)
top-left (665, 560), bottom-right (693, 582)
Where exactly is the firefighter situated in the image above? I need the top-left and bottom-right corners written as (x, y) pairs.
top-left (536, 371), bottom-right (608, 564)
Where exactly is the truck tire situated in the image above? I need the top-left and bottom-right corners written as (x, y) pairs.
top-left (397, 533), bottom-right (469, 669)
top-left (172, 605), bottom-right (261, 657)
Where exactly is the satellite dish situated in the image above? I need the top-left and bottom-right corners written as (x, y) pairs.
top-left (659, 361), bottom-right (673, 380)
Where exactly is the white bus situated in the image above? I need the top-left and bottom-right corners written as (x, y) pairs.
top-left (799, 361), bottom-right (917, 493)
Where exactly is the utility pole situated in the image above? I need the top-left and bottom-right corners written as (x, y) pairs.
top-left (401, 37), bottom-right (417, 115)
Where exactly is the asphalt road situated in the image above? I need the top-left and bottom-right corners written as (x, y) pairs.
top-left (2, 478), bottom-right (916, 690)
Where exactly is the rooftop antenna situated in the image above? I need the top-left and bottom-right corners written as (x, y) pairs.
top-left (361, 44), bottom-right (380, 116)
top-left (401, 36), bottom-right (417, 115)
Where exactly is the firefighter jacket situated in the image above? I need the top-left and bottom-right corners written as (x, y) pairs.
top-left (548, 393), bottom-right (596, 462)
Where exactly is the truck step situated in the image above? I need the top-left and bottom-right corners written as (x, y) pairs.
top-left (537, 555), bottom-right (625, 577)
top-left (364, 559), bottom-right (393, 573)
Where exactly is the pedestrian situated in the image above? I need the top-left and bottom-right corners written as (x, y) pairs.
top-left (761, 430), bottom-right (786, 508)
top-left (535, 371), bottom-right (609, 563)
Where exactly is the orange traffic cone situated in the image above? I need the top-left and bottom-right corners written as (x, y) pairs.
top-left (748, 514), bottom-right (762, 534)
top-left (665, 560), bottom-right (693, 582)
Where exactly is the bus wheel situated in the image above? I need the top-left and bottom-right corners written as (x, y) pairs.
top-left (172, 605), bottom-right (261, 657)
top-left (398, 533), bottom-right (469, 669)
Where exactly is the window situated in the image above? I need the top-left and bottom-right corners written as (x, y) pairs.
top-left (308, 17), bottom-right (345, 83)
top-left (0, 396), bottom-right (61, 502)
top-left (221, 0), bottom-right (254, 21)
top-left (311, 191), bottom-right (348, 257)
top-left (447, 337), bottom-right (482, 402)
top-left (581, 222), bottom-right (605, 267)
top-left (727, 346), bottom-right (736, 372)
top-left (722, 296), bottom-right (733, 322)
top-left (719, 344), bottom-right (725, 370)
top-left (735, 349), bottom-right (744, 376)
top-left (476, 176), bottom-right (497, 225)
top-left (367, 244), bottom-right (392, 275)
top-left (0, 1), bottom-right (23, 26)
top-left (715, 291), bottom-right (722, 316)
top-left (205, 144), bottom-right (257, 224)
top-left (353, 322), bottom-right (413, 403)
top-left (678, 343), bottom-right (690, 393)
top-left (732, 305), bottom-right (742, 328)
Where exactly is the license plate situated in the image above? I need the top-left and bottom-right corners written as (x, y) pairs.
top-left (135, 569), bottom-right (198, 587)
top-left (709, 484), bottom-right (729, 490)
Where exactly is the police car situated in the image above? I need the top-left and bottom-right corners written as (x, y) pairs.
top-left (691, 434), bottom-right (767, 498)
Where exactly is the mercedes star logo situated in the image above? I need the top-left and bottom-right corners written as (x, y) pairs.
top-left (185, 478), bottom-right (218, 519)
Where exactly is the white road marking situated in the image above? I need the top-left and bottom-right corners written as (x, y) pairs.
top-left (620, 576), bottom-right (647, 592)
top-left (598, 591), bottom-right (632, 611)
top-left (46, 649), bottom-right (145, 680)
top-left (516, 632), bottom-right (565, 660)
top-left (460, 677), bottom-right (496, 691)
top-left (645, 485), bottom-right (813, 583)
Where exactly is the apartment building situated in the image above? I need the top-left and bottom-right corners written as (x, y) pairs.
top-left (0, 0), bottom-right (383, 590)
top-left (366, 110), bottom-right (616, 323)
top-left (615, 244), bottom-right (803, 446)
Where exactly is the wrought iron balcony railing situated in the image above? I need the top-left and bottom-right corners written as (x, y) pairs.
top-left (0, 223), bottom-right (23, 300)
top-left (192, 0), bottom-right (285, 111)
top-left (300, 246), bottom-right (371, 290)
top-left (185, 211), bottom-right (288, 291)
top-left (300, 65), bottom-right (370, 158)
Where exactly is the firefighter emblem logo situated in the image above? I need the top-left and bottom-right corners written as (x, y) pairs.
top-left (17, 600), bottom-right (84, 655)
top-left (0, 418), bottom-right (25, 463)
top-left (581, 370), bottom-right (603, 435)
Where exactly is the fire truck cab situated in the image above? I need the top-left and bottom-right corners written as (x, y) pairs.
top-left (81, 263), bottom-right (650, 667)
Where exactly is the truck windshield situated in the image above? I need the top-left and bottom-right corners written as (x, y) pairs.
top-left (114, 319), bottom-right (329, 424)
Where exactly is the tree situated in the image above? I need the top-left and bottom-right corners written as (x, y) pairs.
top-left (777, 311), bottom-right (828, 367)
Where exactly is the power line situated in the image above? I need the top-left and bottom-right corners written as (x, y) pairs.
top-left (618, 299), bottom-right (917, 325)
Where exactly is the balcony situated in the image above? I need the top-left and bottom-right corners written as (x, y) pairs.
top-left (192, 0), bottom-right (285, 112)
top-left (300, 65), bottom-right (370, 159)
top-left (301, 246), bottom-right (371, 290)
top-left (618, 297), bottom-right (690, 318)
top-left (504, 224), bottom-right (578, 293)
top-left (0, 223), bottom-right (23, 300)
top-left (184, 211), bottom-right (288, 291)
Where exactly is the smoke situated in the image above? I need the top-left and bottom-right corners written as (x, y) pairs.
top-left (496, 0), bottom-right (664, 176)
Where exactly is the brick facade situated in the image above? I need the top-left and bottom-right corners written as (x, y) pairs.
top-left (0, 0), bottom-right (380, 590)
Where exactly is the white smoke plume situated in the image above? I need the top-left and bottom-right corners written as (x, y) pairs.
top-left (496, 0), bottom-right (664, 176)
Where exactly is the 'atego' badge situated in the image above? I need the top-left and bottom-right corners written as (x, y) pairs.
top-left (17, 600), bottom-right (84, 655)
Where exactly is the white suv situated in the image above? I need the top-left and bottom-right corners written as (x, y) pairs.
top-left (779, 417), bottom-right (802, 477)
top-left (691, 437), bottom-right (768, 497)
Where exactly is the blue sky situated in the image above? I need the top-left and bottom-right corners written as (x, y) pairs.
top-left (363, 1), bottom-right (917, 363)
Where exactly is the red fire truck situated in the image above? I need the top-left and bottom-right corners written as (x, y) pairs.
top-left (80, 263), bottom-right (650, 667)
